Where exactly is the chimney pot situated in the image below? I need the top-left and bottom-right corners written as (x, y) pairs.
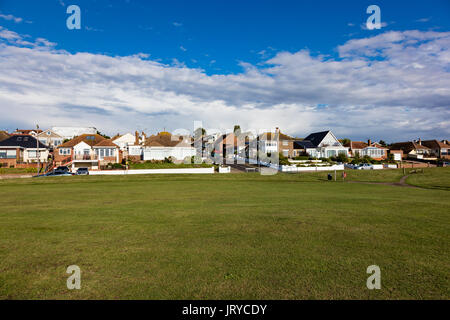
top-left (368, 139), bottom-right (372, 146)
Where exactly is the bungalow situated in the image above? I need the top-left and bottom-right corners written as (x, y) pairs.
top-left (389, 140), bottom-right (433, 160)
top-left (421, 140), bottom-right (450, 159)
top-left (345, 139), bottom-right (388, 160)
top-left (0, 134), bottom-right (49, 168)
top-left (55, 133), bottom-right (120, 172)
top-left (36, 129), bottom-right (64, 149)
top-left (143, 131), bottom-right (195, 162)
top-left (294, 130), bottom-right (349, 159)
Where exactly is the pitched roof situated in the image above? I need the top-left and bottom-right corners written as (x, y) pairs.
top-left (259, 131), bottom-right (296, 141)
top-left (294, 140), bottom-right (316, 149)
top-left (345, 141), bottom-right (388, 150)
top-left (14, 129), bottom-right (43, 134)
top-left (303, 131), bottom-right (330, 146)
top-left (345, 141), bottom-right (368, 149)
top-left (144, 132), bottom-right (191, 147)
top-left (0, 130), bottom-right (10, 142)
top-left (0, 134), bottom-right (47, 149)
top-left (421, 140), bottom-right (450, 149)
top-left (58, 134), bottom-right (106, 148)
top-left (93, 139), bottom-right (119, 147)
top-left (389, 141), bottom-right (430, 153)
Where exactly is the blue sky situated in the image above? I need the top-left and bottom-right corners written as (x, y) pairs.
top-left (0, 0), bottom-right (449, 141)
top-left (2, 0), bottom-right (449, 74)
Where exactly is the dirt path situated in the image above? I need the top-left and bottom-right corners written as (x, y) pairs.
top-left (346, 175), bottom-right (419, 188)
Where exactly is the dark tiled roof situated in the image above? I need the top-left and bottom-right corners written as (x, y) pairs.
top-left (389, 141), bottom-right (430, 153)
top-left (421, 140), bottom-right (450, 149)
top-left (294, 140), bottom-right (316, 149)
top-left (303, 131), bottom-right (330, 147)
top-left (0, 134), bottom-right (47, 149)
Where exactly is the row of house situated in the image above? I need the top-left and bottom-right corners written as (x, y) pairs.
top-left (1, 126), bottom-right (448, 172)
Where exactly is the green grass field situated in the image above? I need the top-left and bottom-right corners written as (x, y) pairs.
top-left (0, 168), bottom-right (449, 299)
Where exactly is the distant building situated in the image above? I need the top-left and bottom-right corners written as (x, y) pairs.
top-left (36, 129), bottom-right (64, 149)
top-left (294, 130), bottom-right (349, 158)
top-left (12, 129), bottom-right (43, 136)
top-left (51, 126), bottom-right (97, 140)
top-left (0, 134), bottom-right (49, 168)
top-left (344, 139), bottom-right (388, 160)
top-left (143, 131), bottom-right (195, 161)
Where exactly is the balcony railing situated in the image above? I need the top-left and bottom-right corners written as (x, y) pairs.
top-left (73, 154), bottom-right (98, 161)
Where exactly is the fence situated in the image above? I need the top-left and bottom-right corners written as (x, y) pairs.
top-left (89, 167), bottom-right (215, 175)
top-left (281, 164), bottom-right (345, 172)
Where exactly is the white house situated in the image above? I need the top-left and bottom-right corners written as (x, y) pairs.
top-left (112, 133), bottom-right (136, 151)
top-left (36, 129), bottom-right (64, 148)
top-left (143, 132), bottom-right (195, 162)
top-left (294, 130), bottom-right (349, 158)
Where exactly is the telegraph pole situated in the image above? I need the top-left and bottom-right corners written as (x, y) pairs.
top-left (36, 124), bottom-right (40, 176)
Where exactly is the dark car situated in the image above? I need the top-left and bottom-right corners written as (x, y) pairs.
top-left (33, 170), bottom-right (75, 178)
top-left (54, 166), bottom-right (70, 174)
top-left (76, 168), bottom-right (89, 175)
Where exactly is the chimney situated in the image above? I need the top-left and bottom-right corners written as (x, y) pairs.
top-left (418, 138), bottom-right (422, 145)
top-left (141, 131), bottom-right (146, 143)
top-left (135, 131), bottom-right (139, 145)
top-left (368, 139), bottom-right (372, 146)
top-left (275, 127), bottom-right (280, 133)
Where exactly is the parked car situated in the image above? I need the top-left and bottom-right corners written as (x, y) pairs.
top-left (356, 163), bottom-right (374, 170)
top-left (76, 168), bottom-right (89, 175)
top-left (33, 170), bottom-right (75, 178)
top-left (54, 166), bottom-right (70, 174)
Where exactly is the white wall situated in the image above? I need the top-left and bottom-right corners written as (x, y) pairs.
top-left (113, 133), bottom-right (135, 150)
top-left (23, 148), bottom-right (49, 162)
top-left (281, 164), bottom-right (345, 172)
top-left (143, 147), bottom-right (196, 161)
top-left (90, 167), bottom-right (214, 175)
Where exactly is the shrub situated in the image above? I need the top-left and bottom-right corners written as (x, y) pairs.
top-left (293, 155), bottom-right (309, 160)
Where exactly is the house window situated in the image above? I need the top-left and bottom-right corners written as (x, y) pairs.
top-left (0, 151), bottom-right (6, 159)
top-left (47, 131), bottom-right (51, 135)
top-left (28, 150), bottom-right (37, 158)
top-left (282, 150), bottom-right (289, 157)
top-left (283, 141), bottom-right (288, 146)
top-left (59, 148), bottom-right (71, 155)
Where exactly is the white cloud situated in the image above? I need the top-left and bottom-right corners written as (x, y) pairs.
top-left (180, 46), bottom-right (187, 52)
top-left (0, 27), bottom-right (449, 141)
top-left (0, 13), bottom-right (23, 23)
top-left (173, 22), bottom-right (183, 27)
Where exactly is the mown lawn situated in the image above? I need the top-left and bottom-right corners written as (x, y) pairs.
top-left (0, 169), bottom-right (448, 299)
